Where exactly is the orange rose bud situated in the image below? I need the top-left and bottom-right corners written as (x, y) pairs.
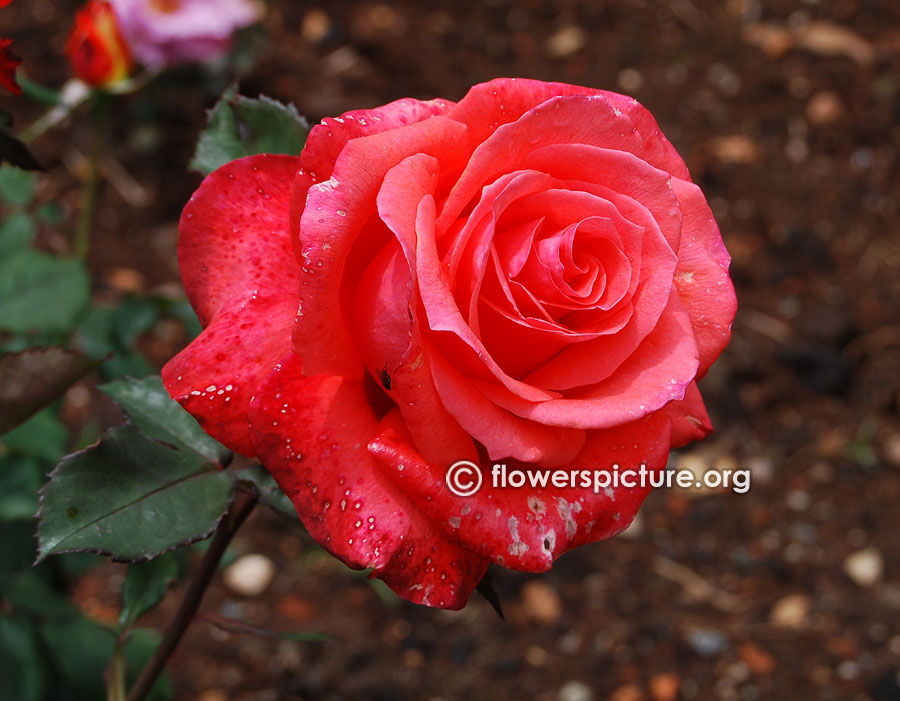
top-left (65, 1), bottom-right (132, 87)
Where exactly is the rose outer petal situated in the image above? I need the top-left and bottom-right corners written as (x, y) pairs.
top-left (670, 178), bottom-right (737, 378)
top-left (657, 381), bottom-right (714, 448)
top-left (292, 116), bottom-right (469, 379)
top-left (162, 154), bottom-right (300, 455)
top-left (369, 409), bottom-right (672, 572)
top-left (448, 78), bottom-right (690, 180)
top-left (249, 353), bottom-right (488, 609)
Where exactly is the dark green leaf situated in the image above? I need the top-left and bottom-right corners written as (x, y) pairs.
top-left (119, 552), bottom-right (178, 629)
top-left (5, 571), bottom-right (77, 618)
top-left (0, 250), bottom-right (90, 334)
top-left (113, 295), bottom-right (159, 346)
top-left (0, 521), bottom-right (39, 589)
top-left (37, 425), bottom-right (235, 561)
top-left (41, 615), bottom-right (114, 697)
top-left (101, 375), bottom-right (230, 464)
top-left (0, 616), bottom-right (46, 701)
top-left (0, 347), bottom-right (98, 435)
top-left (0, 212), bottom-right (36, 254)
top-left (190, 84), bottom-right (308, 175)
top-left (1, 407), bottom-right (69, 462)
top-left (0, 455), bottom-right (42, 520)
top-left (75, 304), bottom-right (153, 379)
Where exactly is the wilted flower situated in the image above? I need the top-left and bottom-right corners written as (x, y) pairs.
top-left (107, 0), bottom-right (260, 69)
top-left (66, 0), bottom-right (133, 87)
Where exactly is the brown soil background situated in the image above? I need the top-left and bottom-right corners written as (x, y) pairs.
top-left (4, 1), bottom-right (900, 699)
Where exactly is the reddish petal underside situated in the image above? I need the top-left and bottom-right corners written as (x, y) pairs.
top-left (249, 353), bottom-right (488, 609)
top-left (162, 154), bottom-right (300, 455)
top-left (369, 410), bottom-right (672, 572)
top-left (162, 293), bottom-right (296, 456)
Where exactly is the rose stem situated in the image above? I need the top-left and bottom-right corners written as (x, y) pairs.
top-left (125, 481), bottom-right (259, 701)
top-left (73, 92), bottom-right (106, 259)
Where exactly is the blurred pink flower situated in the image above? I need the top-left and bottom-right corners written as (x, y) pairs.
top-left (108, 0), bottom-right (259, 69)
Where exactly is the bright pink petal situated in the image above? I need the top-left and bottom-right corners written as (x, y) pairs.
top-left (162, 154), bottom-right (300, 455)
top-left (369, 410), bottom-right (672, 572)
top-left (479, 291), bottom-right (700, 429)
top-left (289, 98), bottom-right (455, 261)
top-left (299, 98), bottom-right (456, 182)
top-left (366, 153), bottom-right (480, 467)
top-left (249, 354), bottom-right (488, 609)
top-left (448, 78), bottom-right (690, 179)
top-left (416, 194), bottom-right (561, 402)
top-left (671, 178), bottom-right (737, 377)
top-left (600, 91), bottom-right (691, 180)
top-left (438, 94), bottom-right (644, 232)
top-left (292, 116), bottom-right (469, 378)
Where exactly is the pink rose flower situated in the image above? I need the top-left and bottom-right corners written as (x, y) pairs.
top-left (108, 0), bottom-right (258, 69)
top-left (163, 79), bottom-right (737, 609)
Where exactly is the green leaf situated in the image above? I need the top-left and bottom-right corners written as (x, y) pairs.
top-left (123, 628), bottom-right (173, 701)
top-left (101, 376), bottom-right (230, 464)
top-left (75, 304), bottom-right (153, 379)
top-left (0, 455), bottom-right (42, 520)
top-left (0, 616), bottom-right (46, 701)
top-left (190, 84), bottom-right (308, 175)
top-left (119, 552), bottom-right (178, 629)
top-left (41, 615), bottom-right (115, 697)
top-left (1, 407), bottom-right (69, 462)
top-left (37, 425), bottom-right (236, 561)
top-left (0, 347), bottom-right (98, 435)
top-left (0, 521), bottom-right (40, 589)
top-left (0, 250), bottom-right (89, 334)
top-left (5, 571), bottom-right (77, 618)
top-left (0, 212), bottom-right (36, 254)
top-left (0, 163), bottom-right (38, 205)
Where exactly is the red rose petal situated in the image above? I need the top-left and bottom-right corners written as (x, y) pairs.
top-left (292, 116), bottom-right (468, 378)
top-left (478, 291), bottom-right (700, 429)
top-left (438, 94), bottom-right (644, 232)
top-left (249, 354), bottom-right (488, 609)
top-left (369, 409), bottom-right (672, 572)
top-left (367, 153), bottom-right (480, 467)
top-left (288, 97), bottom-right (455, 261)
top-left (671, 178), bottom-right (737, 378)
top-left (449, 78), bottom-right (690, 180)
top-left (162, 293), bottom-right (296, 456)
top-left (161, 155), bottom-right (301, 455)
top-left (428, 348), bottom-right (585, 466)
top-left (658, 381), bottom-right (714, 448)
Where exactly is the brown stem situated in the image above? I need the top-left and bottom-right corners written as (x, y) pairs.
top-left (125, 481), bottom-right (258, 701)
